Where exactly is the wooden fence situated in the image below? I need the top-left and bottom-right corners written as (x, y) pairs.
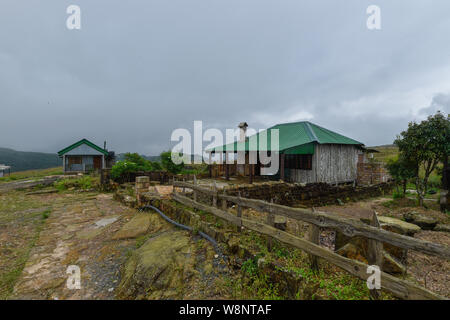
top-left (172, 180), bottom-right (449, 300)
top-left (114, 171), bottom-right (207, 184)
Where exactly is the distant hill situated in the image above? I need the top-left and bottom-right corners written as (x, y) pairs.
top-left (0, 147), bottom-right (60, 172)
top-left (369, 145), bottom-right (399, 163)
top-left (115, 153), bottom-right (161, 162)
top-left (115, 153), bottom-right (203, 163)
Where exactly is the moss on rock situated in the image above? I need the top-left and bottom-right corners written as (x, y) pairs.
top-left (117, 230), bottom-right (197, 299)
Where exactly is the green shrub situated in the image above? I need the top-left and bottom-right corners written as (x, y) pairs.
top-left (160, 151), bottom-right (185, 174)
top-left (41, 209), bottom-right (51, 220)
top-left (392, 190), bottom-right (404, 199)
top-left (241, 257), bottom-right (259, 277)
top-left (54, 179), bottom-right (73, 191)
top-left (77, 176), bottom-right (93, 190)
top-left (110, 153), bottom-right (160, 181)
top-left (54, 176), bottom-right (95, 191)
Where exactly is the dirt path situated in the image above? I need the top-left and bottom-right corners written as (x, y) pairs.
top-left (1, 189), bottom-right (233, 300)
top-left (8, 193), bottom-right (137, 299)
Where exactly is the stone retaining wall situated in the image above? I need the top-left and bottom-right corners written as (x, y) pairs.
top-left (196, 181), bottom-right (394, 207)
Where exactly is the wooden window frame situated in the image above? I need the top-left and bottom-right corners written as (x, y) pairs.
top-left (285, 154), bottom-right (312, 170)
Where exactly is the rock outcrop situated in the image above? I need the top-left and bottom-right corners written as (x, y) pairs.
top-left (403, 212), bottom-right (438, 230)
top-left (117, 230), bottom-right (196, 299)
top-left (112, 213), bottom-right (153, 240)
top-left (336, 215), bottom-right (420, 274)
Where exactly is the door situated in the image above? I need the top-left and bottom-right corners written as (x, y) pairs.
top-left (93, 156), bottom-right (102, 169)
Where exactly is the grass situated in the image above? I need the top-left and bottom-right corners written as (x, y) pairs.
top-left (0, 167), bottom-right (63, 184)
top-left (0, 190), bottom-right (52, 299)
top-left (0, 229), bottom-right (41, 299)
top-left (219, 229), bottom-right (390, 300)
top-left (371, 145), bottom-right (399, 163)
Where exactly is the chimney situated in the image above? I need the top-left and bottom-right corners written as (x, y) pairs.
top-left (104, 141), bottom-right (107, 150)
top-left (238, 122), bottom-right (248, 142)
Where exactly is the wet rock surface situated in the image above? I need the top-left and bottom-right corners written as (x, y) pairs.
top-left (117, 230), bottom-right (230, 299)
top-left (112, 213), bottom-right (151, 240)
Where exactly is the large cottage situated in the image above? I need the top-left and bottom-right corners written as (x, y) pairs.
top-left (208, 121), bottom-right (366, 184)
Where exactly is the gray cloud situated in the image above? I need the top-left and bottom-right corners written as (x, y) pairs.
top-left (419, 93), bottom-right (450, 116)
top-left (1, 0), bottom-right (450, 154)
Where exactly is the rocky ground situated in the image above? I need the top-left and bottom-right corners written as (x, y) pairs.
top-left (1, 177), bottom-right (448, 300)
top-left (0, 187), bottom-right (233, 300)
top-left (316, 197), bottom-right (450, 298)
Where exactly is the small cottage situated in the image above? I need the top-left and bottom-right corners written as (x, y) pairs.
top-left (58, 139), bottom-right (114, 173)
top-left (0, 164), bottom-right (11, 177)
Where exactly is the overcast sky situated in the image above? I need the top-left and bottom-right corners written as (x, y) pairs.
top-left (1, 0), bottom-right (449, 155)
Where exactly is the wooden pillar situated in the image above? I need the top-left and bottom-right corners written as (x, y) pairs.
top-left (209, 152), bottom-right (212, 178)
top-left (280, 153), bottom-right (285, 181)
top-left (220, 152), bottom-right (223, 176)
top-left (367, 211), bottom-right (383, 300)
top-left (225, 152), bottom-right (230, 180)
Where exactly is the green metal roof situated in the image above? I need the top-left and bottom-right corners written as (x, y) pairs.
top-left (57, 139), bottom-right (109, 156)
top-left (208, 121), bottom-right (363, 153)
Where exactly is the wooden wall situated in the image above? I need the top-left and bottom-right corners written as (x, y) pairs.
top-left (288, 144), bottom-right (359, 184)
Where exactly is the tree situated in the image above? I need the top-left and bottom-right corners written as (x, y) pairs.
top-left (386, 155), bottom-right (416, 196)
top-left (160, 151), bottom-right (185, 174)
top-left (394, 111), bottom-right (450, 206)
top-left (123, 153), bottom-right (152, 170)
top-left (151, 161), bottom-right (162, 171)
top-left (111, 153), bottom-right (156, 181)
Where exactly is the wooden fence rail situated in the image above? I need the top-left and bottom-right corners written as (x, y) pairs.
top-left (173, 181), bottom-right (450, 260)
top-left (172, 193), bottom-right (444, 300)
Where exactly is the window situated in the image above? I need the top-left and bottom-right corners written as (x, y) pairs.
top-left (284, 154), bottom-right (312, 170)
top-left (68, 156), bottom-right (82, 165)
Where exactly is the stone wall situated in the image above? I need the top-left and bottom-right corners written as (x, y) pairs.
top-left (356, 162), bottom-right (391, 186)
top-left (194, 181), bottom-right (394, 207)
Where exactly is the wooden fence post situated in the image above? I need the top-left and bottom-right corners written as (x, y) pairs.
top-left (193, 175), bottom-right (198, 202)
top-left (367, 211), bottom-right (383, 300)
top-left (236, 191), bottom-right (243, 233)
top-left (222, 187), bottom-right (227, 211)
top-left (212, 180), bottom-right (218, 207)
top-left (308, 207), bottom-right (320, 271)
top-left (266, 199), bottom-right (275, 251)
top-left (172, 177), bottom-right (176, 193)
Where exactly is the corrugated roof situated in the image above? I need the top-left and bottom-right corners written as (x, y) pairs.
top-left (208, 121), bottom-right (363, 153)
top-left (57, 139), bottom-right (109, 156)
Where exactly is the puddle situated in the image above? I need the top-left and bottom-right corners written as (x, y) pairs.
top-left (94, 216), bottom-right (119, 228)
